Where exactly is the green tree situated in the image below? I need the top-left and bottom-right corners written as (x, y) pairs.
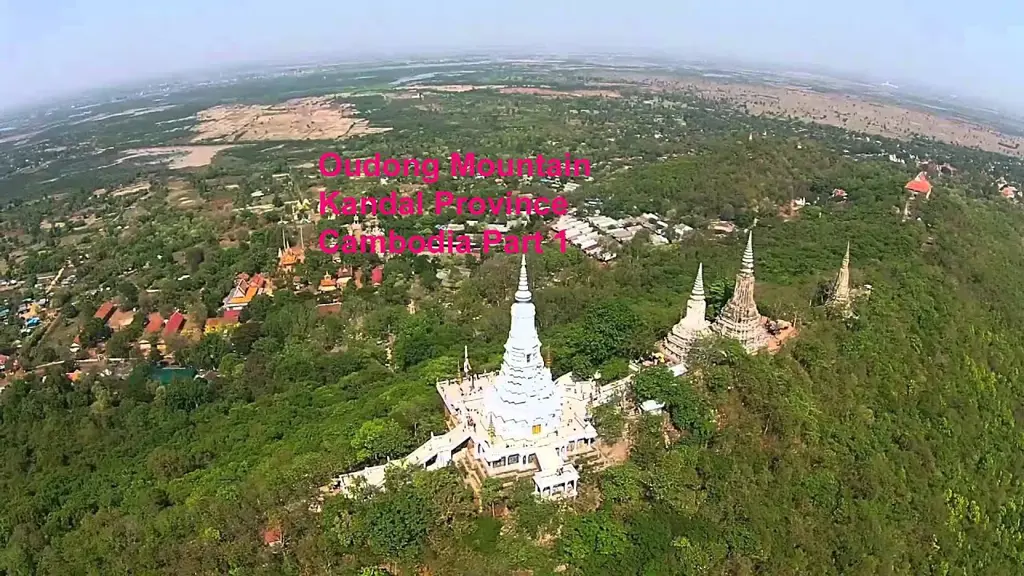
top-left (351, 418), bottom-right (413, 463)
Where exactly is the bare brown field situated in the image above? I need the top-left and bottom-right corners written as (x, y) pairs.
top-left (120, 145), bottom-right (236, 168)
top-left (498, 87), bottom-right (622, 98)
top-left (628, 76), bottom-right (1024, 158)
top-left (190, 96), bottom-right (391, 142)
top-left (111, 182), bottom-right (151, 197)
top-left (398, 84), bottom-right (507, 94)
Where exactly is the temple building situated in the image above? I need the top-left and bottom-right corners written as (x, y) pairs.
top-left (905, 171), bottom-right (933, 199)
top-left (711, 231), bottom-right (770, 352)
top-left (278, 229), bottom-right (306, 273)
top-left (659, 263), bottom-right (711, 368)
top-left (327, 256), bottom-right (626, 499)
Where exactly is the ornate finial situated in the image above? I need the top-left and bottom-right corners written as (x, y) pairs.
top-left (691, 263), bottom-right (705, 301)
top-left (842, 241), bottom-right (850, 267)
top-left (544, 348), bottom-right (552, 367)
top-left (487, 414), bottom-right (496, 439)
top-left (463, 345), bottom-right (471, 375)
top-left (514, 254), bottom-right (532, 303)
top-left (741, 231), bottom-right (754, 276)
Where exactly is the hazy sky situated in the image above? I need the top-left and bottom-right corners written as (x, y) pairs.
top-left (2, 0), bottom-right (1022, 112)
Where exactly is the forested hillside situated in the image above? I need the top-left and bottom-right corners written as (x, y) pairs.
top-left (4, 83), bottom-right (1024, 574)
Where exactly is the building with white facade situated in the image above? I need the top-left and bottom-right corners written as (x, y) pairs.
top-left (327, 256), bottom-right (627, 499)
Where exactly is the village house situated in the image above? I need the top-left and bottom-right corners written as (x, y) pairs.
top-left (106, 308), bottom-right (135, 332)
top-left (94, 301), bottom-right (116, 323)
top-left (139, 313), bottom-right (164, 352)
top-left (205, 309), bottom-right (241, 334)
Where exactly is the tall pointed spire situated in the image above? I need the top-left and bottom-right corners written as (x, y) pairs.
top-left (659, 262), bottom-right (712, 366)
top-left (298, 226), bottom-right (304, 248)
top-left (282, 228), bottom-right (289, 250)
top-left (514, 254), bottom-right (532, 303)
top-left (740, 231), bottom-right (754, 276)
top-left (463, 345), bottom-right (472, 375)
top-left (483, 254), bottom-right (562, 440)
top-left (711, 233), bottom-right (770, 352)
top-left (827, 242), bottom-right (852, 310)
top-left (691, 263), bottom-right (705, 301)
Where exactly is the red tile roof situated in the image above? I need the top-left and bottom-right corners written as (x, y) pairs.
top-left (223, 309), bottom-right (241, 322)
top-left (262, 527), bottom-right (283, 546)
top-left (905, 172), bottom-right (932, 196)
top-left (163, 312), bottom-right (186, 336)
top-left (144, 313), bottom-right (164, 334)
top-left (94, 301), bottom-right (116, 321)
top-left (371, 266), bottom-right (384, 286)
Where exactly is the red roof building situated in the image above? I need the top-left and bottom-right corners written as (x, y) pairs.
top-left (223, 309), bottom-right (241, 322)
top-left (94, 301), bottom-right (116, 321)
top-left (371, 266), bottom-right (384, 286)
top-left (163, 312), bottom-right (186, 337)
top-left (905, 172), bottom-right (932, 198)
top-left (143, 313), bottom-right (164, 334)
top-left (262, 526), bottom-right (283, 548)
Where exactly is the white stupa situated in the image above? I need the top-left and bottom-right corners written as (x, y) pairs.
top-left (327, 255), bottom-right (631, 499)
top-left (659, 263), bottom-right (711, 371)
top-left (483, 255), bottom-right (563, 439)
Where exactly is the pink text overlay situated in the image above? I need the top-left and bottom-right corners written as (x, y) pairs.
top-left (318, 152), bottom-right (590, 184)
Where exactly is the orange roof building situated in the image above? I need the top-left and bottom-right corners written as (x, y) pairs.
top-left (143, 313), bottom-right (164, 334)
top-left (223, 274), bottom-right (273, 311)
top-left (205, 309), bottom-right (241, 334)
top-left (278, 229), bottom-right (306, 272)
top-left (107, 309), bottom-right (136, 332)
top-left (94, 301), bottom-right (116, 322)
top-left (318, 273), bottom-right (338, 292)
top-left (905, 172), bottom-right (932, 199)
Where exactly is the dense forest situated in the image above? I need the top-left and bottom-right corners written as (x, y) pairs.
top-left (4, 75), bottom-right (1024, 575)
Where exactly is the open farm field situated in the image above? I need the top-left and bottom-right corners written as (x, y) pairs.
top-left (614, 73), bottom-right (1024, 158)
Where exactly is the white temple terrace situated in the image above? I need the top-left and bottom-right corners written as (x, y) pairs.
top-left (328, 255), bottom-right (627, 499)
